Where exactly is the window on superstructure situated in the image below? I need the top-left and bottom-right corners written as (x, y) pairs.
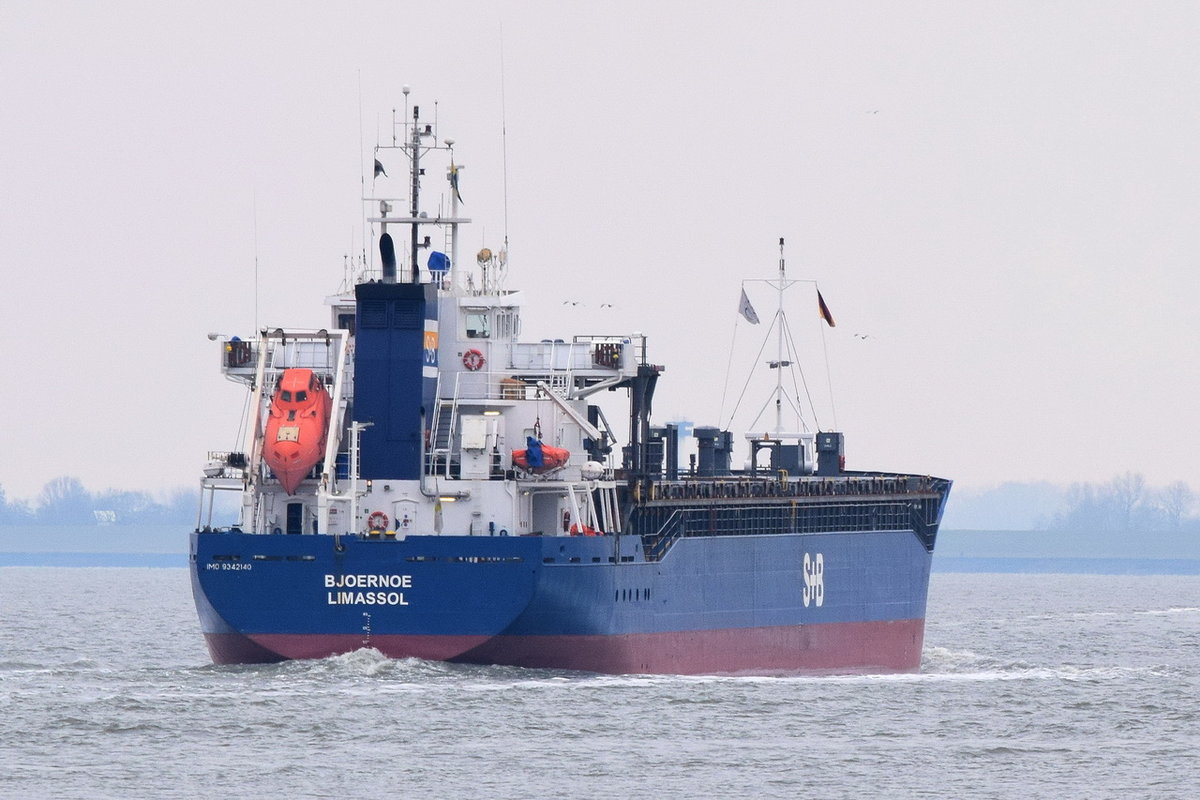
top-left (281, 390), bottom-right (292, 402)
top-left (296, 390), bottom-right (307, 402)
top-left (466, 311), bottom-right (490, 339)
top-left (494, 309), bottom-right (519, 340)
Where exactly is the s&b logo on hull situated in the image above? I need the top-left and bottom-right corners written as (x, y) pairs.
top-left (802, 552), bottom-right (825, 608)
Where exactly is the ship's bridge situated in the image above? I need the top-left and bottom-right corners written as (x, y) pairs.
top-left (438, 288), bottom-right (647, 400)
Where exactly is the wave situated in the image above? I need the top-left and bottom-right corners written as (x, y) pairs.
top-left (1018, 605), bottom-right (1200, 623)
top-left (919, 646), bottom-right (1179, 682)
top-left (1138, 606), bottom-right (1200, 616)
top-left (173, 642), bottom-right (1187, 695)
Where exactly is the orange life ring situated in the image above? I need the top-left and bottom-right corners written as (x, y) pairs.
top-left (463, 349), bottom-right (485, 371)
top-left (367, 511), bottom-right (389, 531)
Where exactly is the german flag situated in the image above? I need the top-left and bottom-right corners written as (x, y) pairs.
top-left (817, 290), bottom-right (836, 327)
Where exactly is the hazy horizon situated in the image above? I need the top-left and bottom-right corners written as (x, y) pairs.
top-left (3, 472), bottom-right (1196, 536)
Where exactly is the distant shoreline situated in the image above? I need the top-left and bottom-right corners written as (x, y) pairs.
top-left (0, 553), bottom-right (186, 568)
top-left (933, 556), bottom-right (1200, 575)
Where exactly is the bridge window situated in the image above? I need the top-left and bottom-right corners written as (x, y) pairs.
top-left (465, 311), bottom-right (490, 339)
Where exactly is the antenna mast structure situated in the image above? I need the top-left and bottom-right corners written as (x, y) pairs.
top-left (368, 87), bottom-right (471, 286)
top-left (769, 237), bottom-right (800, 436)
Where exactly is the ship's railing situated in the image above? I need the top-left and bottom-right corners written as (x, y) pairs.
top-left (203, 450), bottom-right (247, 480)
top-left (643, 508), bottom-right (685, 561)
top-left (447, 371), bottom-right (586, 403)
top-left (425, 374), bottom-right (529, 478)
top-left (633, 501), bottom-right (925, 542)
top-left (646, 474), bottom-right (942, 502)
top-left (269, 339), bottom-right (341, 371)
top-left (509, 335), bottom-right (647, 374)
top-left (218, 330), bottom-right (344, 380)
top-left (197, 451), bottom-right (249, 531)
top-left (572, 334), bottom-right (648, 367)
top-left (450, 371), bottom-right (525, 401)
top-left (510, 341), bottom-right (595, 371)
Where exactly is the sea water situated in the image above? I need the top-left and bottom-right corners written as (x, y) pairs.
top-left (1, 568), bottom-right (1196, 799)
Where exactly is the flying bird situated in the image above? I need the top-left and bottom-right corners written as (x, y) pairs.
top-left (374, 159), bottom-right (387, 178)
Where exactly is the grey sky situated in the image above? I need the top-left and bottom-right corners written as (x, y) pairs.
top-left (2, 1), bottom-right (1197, 500)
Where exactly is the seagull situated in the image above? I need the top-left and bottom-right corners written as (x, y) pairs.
top-left (374, 159), bottom-right (387, 178)
top-left (563, 300), bottom-right (582, 306)
top-left (854, 333), bottom-right (871, 340)
top-left (600, 303), bottom-right (614, 308)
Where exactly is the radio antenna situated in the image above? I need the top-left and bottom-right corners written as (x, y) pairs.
top-left (500, 24), bottom-right (510, 258)
top-left (252, 189), bottom-right (259, 332)
top-left (357, 70), bottom-right (367, 275)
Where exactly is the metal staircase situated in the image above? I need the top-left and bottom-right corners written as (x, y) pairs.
top-left (427, 400), bottom-right (457, 476)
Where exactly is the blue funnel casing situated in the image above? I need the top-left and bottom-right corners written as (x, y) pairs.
top-left (353, 281), bottom-right (439, 479)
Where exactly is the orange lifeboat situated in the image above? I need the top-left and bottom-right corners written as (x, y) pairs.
top-left (263, 368), bottom-right (331, 495)
top-left (511, 436), bottom-right (570, 474)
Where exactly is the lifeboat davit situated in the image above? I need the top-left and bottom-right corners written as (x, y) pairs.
top-left (262, 368), bottom-right (331, 495)
top-left (512, 436), bottom-right (570, 474)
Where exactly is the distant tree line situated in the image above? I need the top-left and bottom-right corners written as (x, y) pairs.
top-left (946, 472), bottom-right (1198, 532)
top-left (0, 477), bottom-right (200, 526)
top-left (5, 472), bottom-right (1196, 532)
top-left (1052, 472), bottom-right (1196, 532)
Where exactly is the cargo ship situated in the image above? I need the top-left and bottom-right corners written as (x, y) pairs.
top-left (190, 93), bottom-right (951, 674)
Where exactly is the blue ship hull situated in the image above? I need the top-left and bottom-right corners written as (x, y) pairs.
top-left (190, 97), bottom-right (950, 675)
top-left (191, 525), bottom-right (934, 674)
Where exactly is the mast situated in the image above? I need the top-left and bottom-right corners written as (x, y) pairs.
top-left (368, 88), bottom-right (470, 286)
top-left (446, 139), bottom-right (460, 290)
top-left (409, 103), bottom-right (422, 283)
top-left (775, 237), bottom-right (785, 436)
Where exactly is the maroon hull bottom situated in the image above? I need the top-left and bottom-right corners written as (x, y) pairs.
top-left (205, 632), bottom-right (288, 665)
top-left (456, 618), bottom-right (926, 675)
top-left (206, 619), bottom-right (926, 674)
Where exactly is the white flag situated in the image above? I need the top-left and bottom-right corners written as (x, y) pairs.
top-left (738, 288), bottom-right (760, 324)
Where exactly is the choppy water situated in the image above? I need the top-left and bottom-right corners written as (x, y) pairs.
top-left (1, 568), bottom-right (1197, 799)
